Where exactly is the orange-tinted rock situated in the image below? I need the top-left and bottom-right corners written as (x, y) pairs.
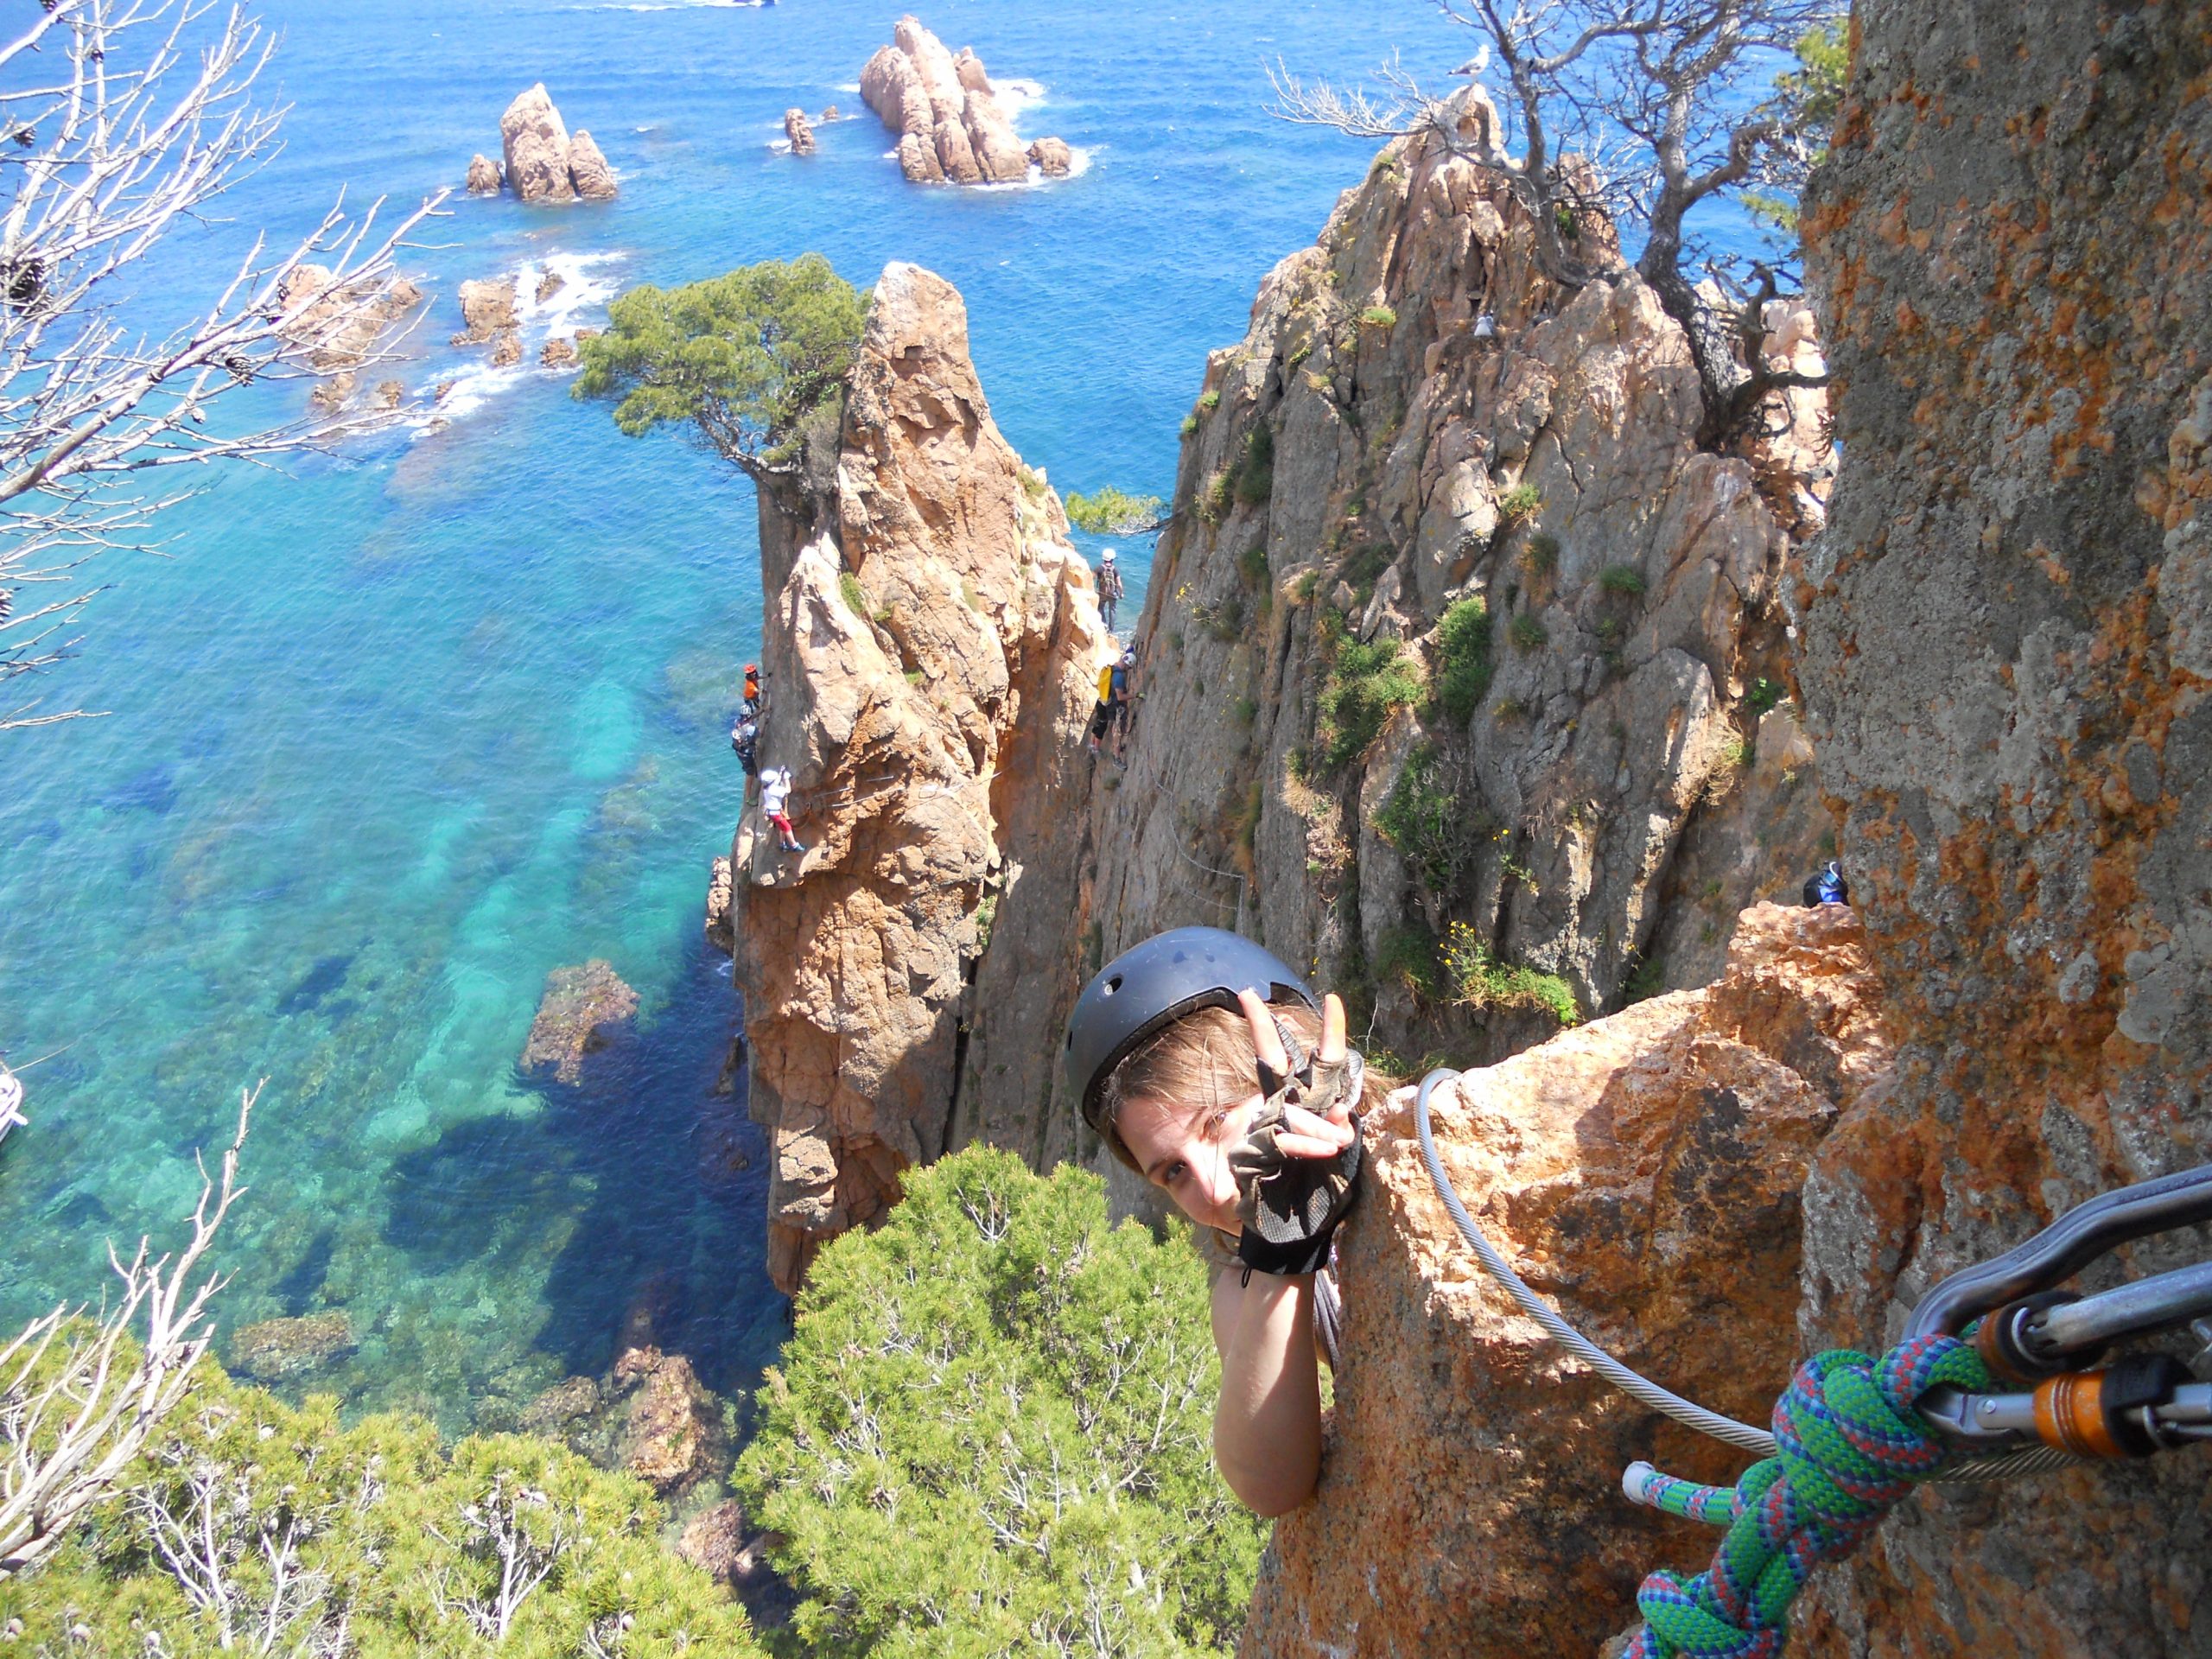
top-left (734, 263), bottom-right (1109, 1291)
top-left (783, 107), bottom-right (816, 156)
top-left (1027, 137), bottom-right (1072, 177)
top-left (1788, 3), bottom-right (2212, 1651)
top-left (1242, 903), bottom-right (1881, 1654)
top-left (465, 152), bottom-right (501, 194)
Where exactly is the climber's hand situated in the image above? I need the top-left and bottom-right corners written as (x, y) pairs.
top-left (1230, 988), bottom-right (1364, 1277)
top-left (1236, 989), bottom-right (1355, 1160)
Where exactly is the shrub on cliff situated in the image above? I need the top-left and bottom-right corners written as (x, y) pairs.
top-left (0, 1363), bottom-right (762, 1656)
top-left (734, 1147), bottom-right (1264, 1657)
top-left (576, 253), bottom-right (867, 478)
top-left (1317, 632), bottom-right (1423, 772)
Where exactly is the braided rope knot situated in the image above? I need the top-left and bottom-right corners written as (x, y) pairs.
top-left (1627, 1336), bottom-right (1993, 1659)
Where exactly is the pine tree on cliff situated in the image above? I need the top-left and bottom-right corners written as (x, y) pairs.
top-left (1270, 3), bottom-right (1846, 446)
top-left (574, 253), bottom-right (868, 523)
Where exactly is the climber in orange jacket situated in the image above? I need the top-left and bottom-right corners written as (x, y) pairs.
top-left (1064, 928), bottom-right (1382, 1516)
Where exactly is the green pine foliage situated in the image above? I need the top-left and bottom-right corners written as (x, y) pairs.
top-left (734, 1147), bottom-right (1263, 1658)
top-left (0, 1365), bottom-right (762, 1657)
top-left (1065, 486), bottom-right (1166, 534)
top-left (575, 253), bottom-right (868, 472)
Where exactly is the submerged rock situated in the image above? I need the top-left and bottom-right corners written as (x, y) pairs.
top-left (783, 107), bottom-right (816, 156)
top-left (858, 17), bottom-right (1064, 187)
top-left (539, 337), bottom-right (577, 370)
top-left (227, 1312), bottom-right (354, 1382)
top-left (519, 959), bottom-right (637, 1084)
top-left (535, 269), bottom-right (566, 305)
top-left (609, 1344), bottom-right (724, 1496)
top-left (1244, 902), bottom-right (1882, 1653)
top-left (277, 265), bottom-right (423, 412)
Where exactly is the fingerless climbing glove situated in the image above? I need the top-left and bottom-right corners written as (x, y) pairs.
top-left (1230, 1019), bottom-right (1365, 1276)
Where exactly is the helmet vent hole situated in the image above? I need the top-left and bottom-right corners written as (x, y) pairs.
top-left (1104, 975), bottom-right (1123, 995)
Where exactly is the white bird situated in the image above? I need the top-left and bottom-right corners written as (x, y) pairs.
top-left (1451, 46), bottom-right (1492, 76)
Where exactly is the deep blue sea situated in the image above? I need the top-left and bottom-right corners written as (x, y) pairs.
top-left (0, 0), bottom-right (1491, 1427)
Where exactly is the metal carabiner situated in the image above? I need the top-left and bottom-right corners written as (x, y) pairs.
top-left (1904, 1162), bottom-right (2212, 1464)
top-left (1904, 1161), bottom-right (2212, 1348)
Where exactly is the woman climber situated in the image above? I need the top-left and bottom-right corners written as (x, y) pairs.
top-left (1062, 927), bottom-right (1382, 1515)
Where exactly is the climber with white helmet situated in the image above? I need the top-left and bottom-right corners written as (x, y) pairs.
top-left (1064, 927), bottom-right (1383, 1515)
top-left (1096, 546), bottom-right (1124, 634)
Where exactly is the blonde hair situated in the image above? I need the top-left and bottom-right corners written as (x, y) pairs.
top-left (1096, 1001), bottom-right (1393, 1173)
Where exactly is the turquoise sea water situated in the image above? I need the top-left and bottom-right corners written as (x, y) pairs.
top-left (0, 0), bottom-right (1481, 1427)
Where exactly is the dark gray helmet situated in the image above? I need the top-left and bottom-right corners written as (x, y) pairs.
top-left (1064, 926), bottom-right (1316, 1134)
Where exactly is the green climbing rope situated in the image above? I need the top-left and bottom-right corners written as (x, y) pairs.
top-left (1625, 1335), bottom-right (1995, 1659)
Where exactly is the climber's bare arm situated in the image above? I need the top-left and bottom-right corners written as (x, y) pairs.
top-left (1208, 989), bottom-right (1352, 1517)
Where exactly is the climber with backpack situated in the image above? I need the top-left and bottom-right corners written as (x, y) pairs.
top-left (1096, 546), bottom-right (1124, 635)
top-left (1064, 927), bottom-right (1383, 1515)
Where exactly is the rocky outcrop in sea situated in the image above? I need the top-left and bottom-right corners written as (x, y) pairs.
top-left (858, 17), bottom-right (1065, 186)
top-left (490, 85), bottom-right (619, 204)
top-left (730, 262), bottom-right (1109, 1293)
top-left (783, 108), bottom-right (816, 156)
top-left (279, 264), bottom-right (424, 415)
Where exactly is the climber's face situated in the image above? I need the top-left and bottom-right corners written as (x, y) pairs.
top-left (1117, 1088), bottom-right (1259, 1235)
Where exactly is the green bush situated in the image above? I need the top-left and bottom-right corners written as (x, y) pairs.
top-left (1440, 923), bottom-right (1580, 1025)
top-left (1358, 305), bottom-right (1397, 331)
top-left (734, 1147), bottom-right (1263, 1658)
top-left (1236, 539), bottom-right (1269, 588)
top-left (1623, 955), bottom-right (1667, 1003)
top-left (1508, 612), bottom-right (1548, 652)
top-left (1199, 468), bottom-right (1233, 526)
top-left (1231, 423), bottom-right (1275, 507)
top-left (1432, 597), bottom-right (1493, 725)
top-left (1318, 636), bottom-right (1423, 772)
top-left (1373, 744), bottom-right (1493, 899)
top-left (1, 1367), bottom-right (762, 1656)
top-left (1498, 482), bottom-right (1542, 520)
top-left (1065, 486), bottom-right (1166, 534)
top-left (1373, 924), bottom-right (1441, 1001)
top-left (1747, 676), bottom-right (1788, 716)
top-left (1198, 389), bottom-right (1221, 412)
top-left (1599, 563), bottom-right (1647, 598)
top-left (1523, 532), bottom-right (1560, 575)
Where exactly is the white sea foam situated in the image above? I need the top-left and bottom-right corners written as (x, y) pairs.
top-left (406, 249), bottom-right (625, 439)
top-left (995, 77), bottom-right (1047, 120)
top-left (583, 0), bottom-right (766, 11)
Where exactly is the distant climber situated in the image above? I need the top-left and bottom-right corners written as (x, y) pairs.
top-left (730, 715), bottom-right (759, 778)
top-left (1096, 547), bottom-right (1123, 635)
top-left (1802, 860), bottom-right (1849, 906)
top-left (742, 662), bottom-right (765, 721)
top-left (1086, 655), bottom-right (1116, 759)
top-left (760, 766), bottom-right (805, 855)
top-left (1106, 648), bottom-right (1137, 760)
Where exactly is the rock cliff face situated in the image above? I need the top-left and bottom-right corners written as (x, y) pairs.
top-left (1788, 4), bottom-right (2212, 1652)
top-left (731, 263), bottom-right (1109, 1292)
top-left (859, 17), bottom-right (1065, 186)
top-left (1082, 87), bottom-right (1832, 1115)
top-left (1243, 902), bottom-right (1883, 1654)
